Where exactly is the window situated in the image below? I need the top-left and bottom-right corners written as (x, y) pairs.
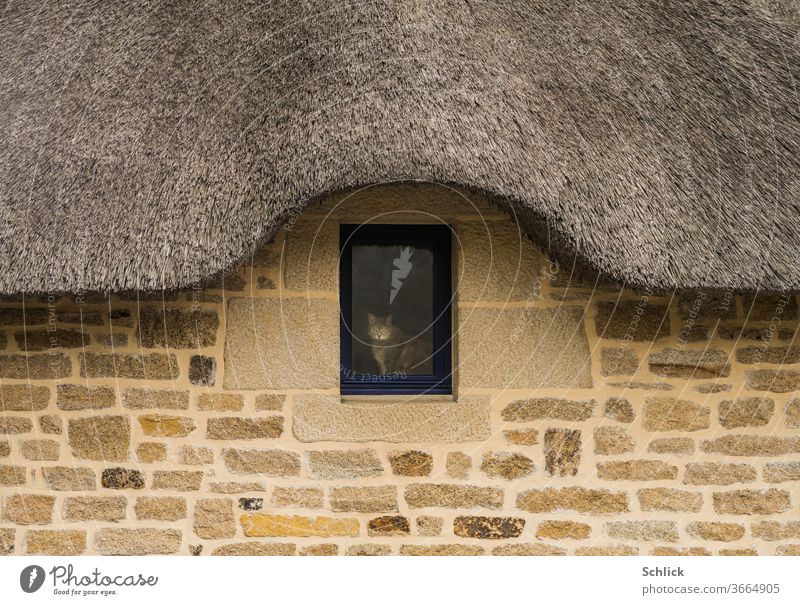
top-left (339, 224), bottom-right (452, 394)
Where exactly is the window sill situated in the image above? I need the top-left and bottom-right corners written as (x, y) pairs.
top-left (292, 394), bottom-right (490, 443)
top-left (340, 394), bottom-right (456, 405)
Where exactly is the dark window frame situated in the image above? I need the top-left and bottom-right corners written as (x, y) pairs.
top-left (339, 223), bottom-right (452, 395)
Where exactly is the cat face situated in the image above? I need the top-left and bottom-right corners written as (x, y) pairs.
top-left (367, 313), bottom-right (395, 342)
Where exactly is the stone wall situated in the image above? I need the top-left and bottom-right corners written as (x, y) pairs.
top-left (1, 184), bottom-right (799, 556)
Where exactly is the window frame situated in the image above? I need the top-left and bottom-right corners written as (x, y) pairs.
top-left (339, 223), bottom-right (453, 395)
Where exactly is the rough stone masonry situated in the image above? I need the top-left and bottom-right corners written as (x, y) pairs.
top-left (0, 186), bottom-right (798, 556)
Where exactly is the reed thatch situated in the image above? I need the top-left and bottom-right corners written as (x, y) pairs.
top-left (0, 1), bottom-right (798, 293)
top-left (761, 0), bottom-right (800, 33)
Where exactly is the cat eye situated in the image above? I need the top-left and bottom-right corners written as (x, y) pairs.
top-left (339, 224), bottom-right (452, 395)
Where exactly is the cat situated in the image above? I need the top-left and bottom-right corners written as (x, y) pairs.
top-left (366, 313), bottom-right (432, 375)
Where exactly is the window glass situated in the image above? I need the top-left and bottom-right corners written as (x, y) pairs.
top-left (350, 243), bottom-right (434, 376)
top-left (340, 224), bottom-right (451, 395)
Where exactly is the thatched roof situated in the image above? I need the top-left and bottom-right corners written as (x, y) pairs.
top-left (0, 1), bottom-right (798, 294)
top-left (762, 0), bottom-right (800, 33)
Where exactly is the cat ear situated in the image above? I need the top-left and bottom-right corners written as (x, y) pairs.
top-left (386, 314), bottom-right (393, 326)
top-left (368, 312), bottom-right (376, 324)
